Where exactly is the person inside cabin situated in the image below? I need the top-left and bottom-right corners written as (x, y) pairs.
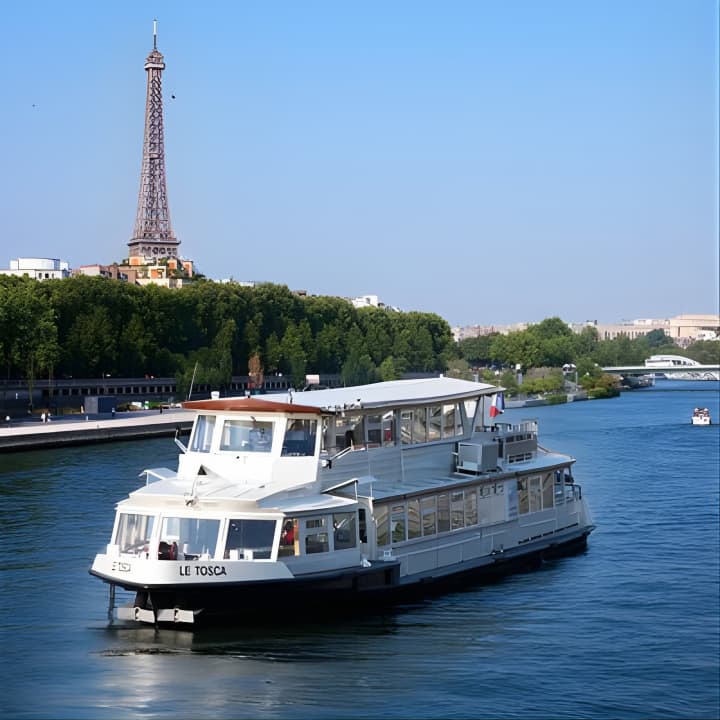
top-left (345, 429), bottom-right (355, 449)
top-left (250, 426), bottom-right (271, 451)
top-left (281, 520), bottom-right (294, 545)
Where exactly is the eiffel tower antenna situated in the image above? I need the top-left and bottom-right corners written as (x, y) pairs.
top-left (128, 20), bottom-right (180, 261)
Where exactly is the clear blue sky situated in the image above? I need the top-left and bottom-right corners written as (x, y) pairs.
top-left (1, 0), bottom-right (718, 327)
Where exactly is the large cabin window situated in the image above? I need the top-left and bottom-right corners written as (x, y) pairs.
top-left (279, 518), bottom-right (298, 557)
top-left (220, 419), bottom-right (273, 452)
top-left (443, 403), bottom-right (463, 438)
top-left (115, 513), bottom-right (155, 554)
top-left (305, 517), bottom-right (329, 554)
top-left (407, 499), bottom-right (421, 539)
top-left (451, 491), bottom-right (464, 530)
top-left (282, 419), bottom-right (317, 456)
top-left (464, 489), bottom-right (478, 526)
top-left (517, 475), bottom-right (549, 514)
top-left (542, 473), bottom-right (554, 509)
top-left (160, 517), bottom-right (220, 559)
top-left (412, 408), bottom-right (428, 443)
top-left (224, 518), bottom-right (275, 559)
top-left (421, 496), bottom-right (436, 536)
top-left (428, 405), bottom-right (442, 441)
top-left (332, 512), bottom-right (357, 549)
top-left (366, 414), bottom-right (382, 446)
top-left (190, 415), bottom-right (216, 452)
top-left (375, 504), bottom-right (390, 546)
top-left (400, 410), bottom-right (412, 445)
top-left (391, 504), bottom-right (406, 543)
top-left (437, 493), bottom-right (450, 532)
top-left (529, 475), bottom-right (542, 512)
top-left (382, 410), bottom-right (396, 446)
top-left (359, 411), bottom-right (395, 447)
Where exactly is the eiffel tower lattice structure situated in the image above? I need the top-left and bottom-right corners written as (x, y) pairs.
top-left (128, 21), bottom-right (180, 261)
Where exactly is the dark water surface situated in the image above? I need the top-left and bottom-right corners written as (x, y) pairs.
top-left (2, 381), bottom-right (719, 719)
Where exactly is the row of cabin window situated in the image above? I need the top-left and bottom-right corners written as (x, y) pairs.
top-left (374, 473), bottom-right (559, 546)
top-left (327, 401), bottom-right (473, 452)
top-left (278, 512), bottom-right (358, 556)
top-left (115, 512), bottom-right (356, 560)
top-left (188, 402), bottom-right (476, 456)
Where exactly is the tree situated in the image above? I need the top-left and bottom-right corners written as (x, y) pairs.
top-left (458, 334), bottom-right (497, 367)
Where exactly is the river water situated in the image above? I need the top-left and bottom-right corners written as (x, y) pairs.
top-left (2, 381), bottom-right (718, 719)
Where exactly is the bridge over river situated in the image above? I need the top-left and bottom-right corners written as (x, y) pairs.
top-left (602, 364), bottom-right (719, 380)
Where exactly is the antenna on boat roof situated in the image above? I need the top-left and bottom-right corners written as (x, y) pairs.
top-left (187, 361), bottom-right (198, 401)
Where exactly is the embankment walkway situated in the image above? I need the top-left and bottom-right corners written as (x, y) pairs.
top-left (0, 409), bottom-right (194, 453)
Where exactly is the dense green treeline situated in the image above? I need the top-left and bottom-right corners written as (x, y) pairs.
top-left (2, 276), bottom-right (717, 398)
top-left (0, 275), bottom-right (453, 393)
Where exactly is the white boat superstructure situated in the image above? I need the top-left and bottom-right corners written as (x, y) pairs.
top-left (691, 407), bottom-right (712, 426)
top-left (90, 377), bottom-right (594, 625)
top-left (645, 355), bottom-right (720, 381)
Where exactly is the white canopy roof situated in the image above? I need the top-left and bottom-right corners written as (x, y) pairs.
top-left (256, 377), bottom-right (499, 413)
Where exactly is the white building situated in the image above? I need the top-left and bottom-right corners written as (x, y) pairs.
top-left (0, 257), bottom-right (71, 280)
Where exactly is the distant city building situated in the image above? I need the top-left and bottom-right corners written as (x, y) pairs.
top-left (453, 314), bottom-right (720, 347)
top-left (571, 314), bottom-right (720, 347)
top-left (0, 257), bottom-right (71, 280)
top-left (350, 294), bottom-right (399, 311)
top-left (74, 263), bottom-right (135, 282)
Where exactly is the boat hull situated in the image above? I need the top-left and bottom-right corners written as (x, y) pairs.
top-left (93, 528), bottom-right (592, 626)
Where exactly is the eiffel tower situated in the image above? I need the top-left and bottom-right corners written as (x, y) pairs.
top-left (128, 21), bottom-right (180, 261)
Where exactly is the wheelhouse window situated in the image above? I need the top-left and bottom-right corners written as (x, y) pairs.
top-left (160, 517), bottom-right (220, 559)
top-left (190, 415), bottom-right (216, 452)
top-left (282, 419), bottom-right (317, 456)
top-left (115, 513), bottom-right (155, 554)
top-left (220, 419), bottom-right (273, 452)
top-left (224, 518), bottom-right (275, 559)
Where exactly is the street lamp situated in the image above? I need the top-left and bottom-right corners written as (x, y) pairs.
top-left (563, 363), bottom-right (578, 387)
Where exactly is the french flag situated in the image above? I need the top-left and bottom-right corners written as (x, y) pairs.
top-left (489, 392), bottom-right (505, 418)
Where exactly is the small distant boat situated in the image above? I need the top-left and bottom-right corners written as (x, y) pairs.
top-left (691, 407), bottom-right (711, 426)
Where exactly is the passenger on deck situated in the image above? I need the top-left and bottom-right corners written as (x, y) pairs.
top-left (281, 520), bottom-right (294, 545)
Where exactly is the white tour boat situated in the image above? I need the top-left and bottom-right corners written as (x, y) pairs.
top-left (90, 377), bottom-right (595, 625)
top-left (691, 407), bottom-right (711, 426)
top-left (644, 354), bottom-right (719, 381)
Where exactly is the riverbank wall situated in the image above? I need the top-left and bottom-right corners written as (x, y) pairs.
top-left (0, 409), bottom-right (193, 453)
